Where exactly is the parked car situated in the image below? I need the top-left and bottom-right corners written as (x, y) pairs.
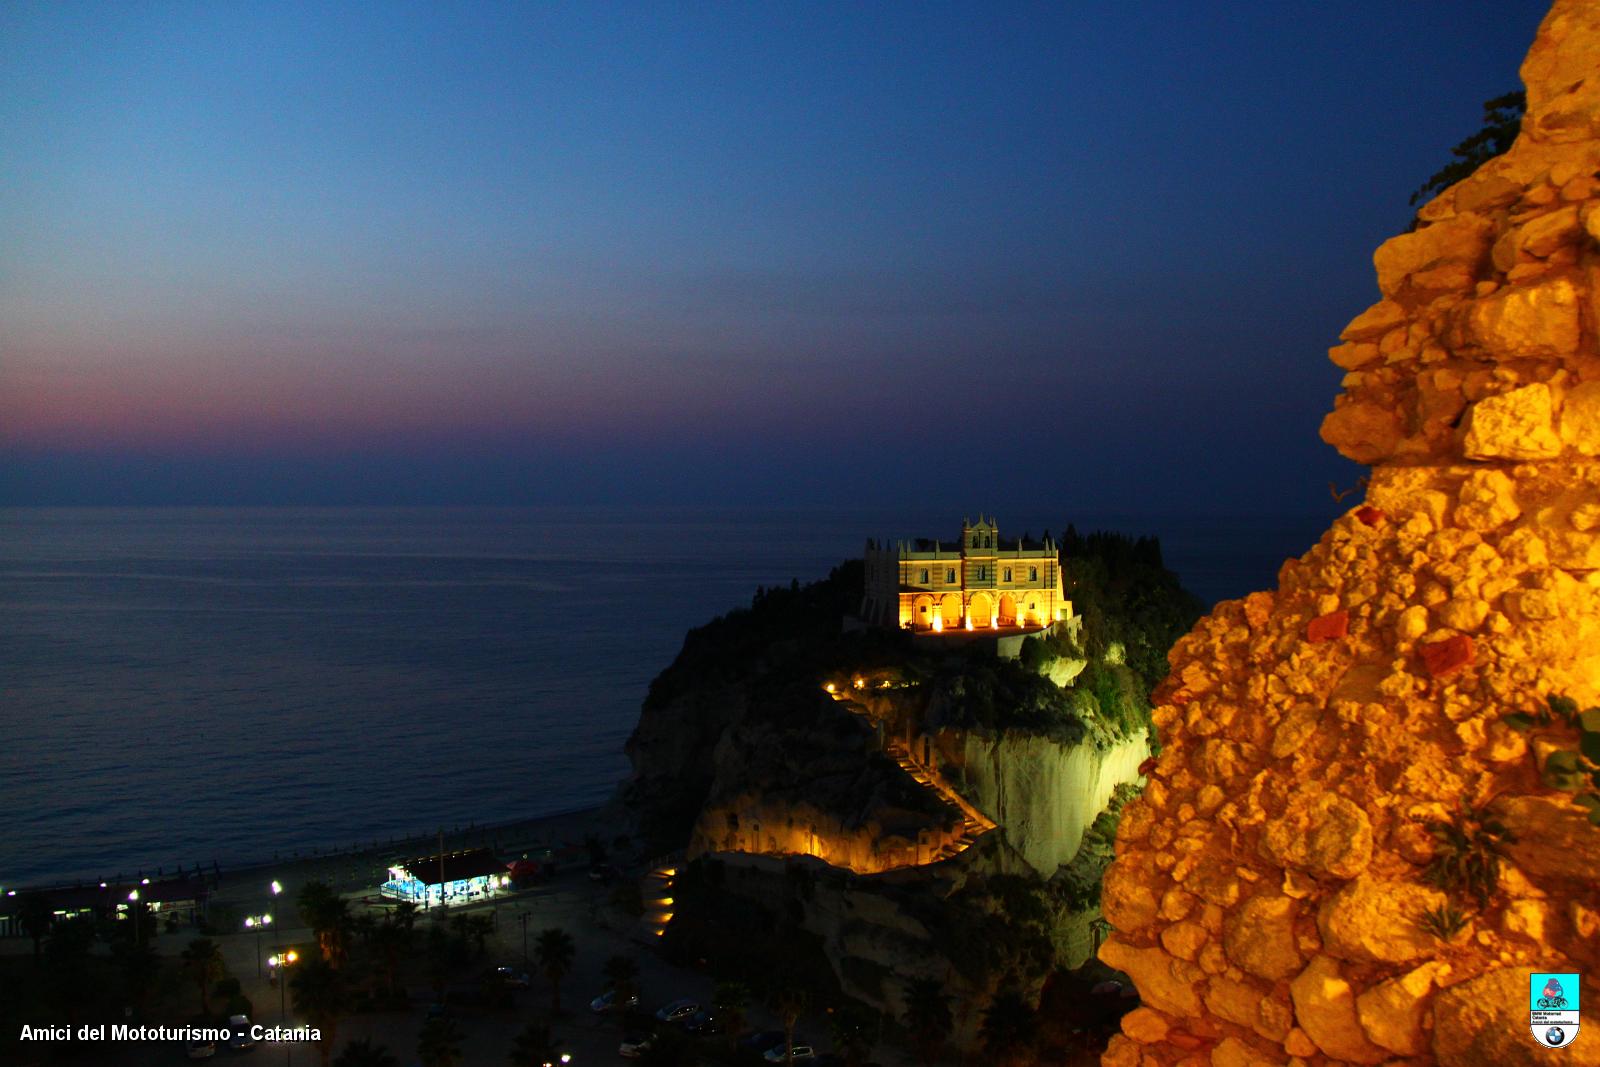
top-left (738, 1031), bottom-right (786, 1058)
top-left (590, 988), bottom-right (641, 1013)
top-left (185, 1038), bottom-right (217, 1059)
top-left (682, 1008), bottom-right (723, 1035)
top-left (225, 1014), bottom-right (257, 1050)
top-left (654, 998), bottom-right (699, 1023)
top-left (764, 1044), bottom-right (815, 1064)
top-left (618, 1034), bottom-right (655, 1058)
top-left (496, 966), bottom-right (532, 989)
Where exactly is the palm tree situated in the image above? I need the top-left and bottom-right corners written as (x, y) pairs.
top-left (508, 1021), bottom-right (556, 1067)
top-left (418, 1014), bottom-right (464, 1067)
top-left (333, 1038), bottom-right (400, 1067)
top-left (603, 954), bottom-right (640, 1007)
top-left (534, 927), bottom-right (575, 1015)
top-left (902, 978), bottom-right (952, 1066)
top-left (18, 893), bottom-right (53, 966)
top-left (773, 989), bottom-right (809, 1067)
top-left (978, 989), bottom-right (1036, 1067)
top-left (291, 955), bottom-right (349, 1067)
top-left (181, 938), bottom-right (225, 1016)
top-left (297, 881), bottom-right (352, 968)
top-left (713, 980), bottom-right (750, 1051)
top-left (370, 914), bottom-right (413, 996)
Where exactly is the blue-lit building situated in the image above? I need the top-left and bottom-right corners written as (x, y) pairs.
top-left (382, 848), bottom-right (509, 907)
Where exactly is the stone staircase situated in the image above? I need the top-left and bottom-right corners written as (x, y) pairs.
top-left (883, 740), bottom-right (996, 860)
top-left (826, 684), bottom-right (997, 863)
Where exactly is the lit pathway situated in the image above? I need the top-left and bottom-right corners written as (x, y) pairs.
top-left (827, 681), bottom-right (997, 863)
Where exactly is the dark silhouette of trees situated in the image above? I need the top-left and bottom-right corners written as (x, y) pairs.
top-left (534, 927), bottom-right (575, 1015)
top-left (773, 988), bottom-right (809, 1067)
top-left (290, 955), bottom-right (349, 1067)
top-left (978, 989), bottom-right (1037, 1067)
top-left (43, 917), bottom-right (95, 1029)
top-left (714, 979), bottom-right (751, 1051)
top-left (297, 881), bottom-right (352, 968)
top-left (603, 954), bottom-right (641, 1008)
top-left (508, 1021), bottom-right (557, 1067)
top-left (18, 893), bottom-right (53, 966)
top-left (901, 978), bottom-right (953, 1066)
top-left (333, 1038), bottom-right (400, 1067)
top-left (418, 1014), bottom-right (464, 1067)
top-left (180, 938), bottom-right (224, 1016)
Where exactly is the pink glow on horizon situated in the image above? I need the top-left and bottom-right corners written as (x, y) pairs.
top-left (0, 340), bottom-right (869, 453)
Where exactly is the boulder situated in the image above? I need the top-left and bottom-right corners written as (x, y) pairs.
top-left (1099, 940), bottom-right (1203, 1017)
top-left (1317, 875), bottom-right (1446, 964)
top-left (1355, 961), bottom-right (1447, 1056)
top-left (1223, 892), bottom-right (1303, 980)
top-left (1288, 955), bottom-right (1389, 1064)
top-left (1461, 383), bottom-right (1563, 460)
top-left (1260, 790), bottom-right (1372, 880)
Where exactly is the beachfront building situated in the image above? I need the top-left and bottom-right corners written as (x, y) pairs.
top-left (381, 848), bottom-right (509, 907)
top-left (0, 873), bottom-right (209, 937)
top-left (861, 516), bottom-right (1071, 632)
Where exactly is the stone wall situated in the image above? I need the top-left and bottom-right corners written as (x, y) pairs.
top-left (1099, 2), bottom-right (1600, 1064)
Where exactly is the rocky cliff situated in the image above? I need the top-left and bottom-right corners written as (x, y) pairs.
top-left (957, 729), bottom-right (1148, 876)
top-left (1099, 4), bottom-right (1600, 1064)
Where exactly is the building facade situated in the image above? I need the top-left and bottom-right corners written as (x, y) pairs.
top-left (861, 516), bottom-right (1070, 632)
top-left (381, 848), bottom-right (510, 907)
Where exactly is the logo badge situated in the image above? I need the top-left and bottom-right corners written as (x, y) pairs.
top-left (1530, 972), bottom-right (1581, 1049)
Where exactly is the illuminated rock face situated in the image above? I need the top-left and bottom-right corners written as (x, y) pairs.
top-left (1100, 3), bottom-right (1600, 1063)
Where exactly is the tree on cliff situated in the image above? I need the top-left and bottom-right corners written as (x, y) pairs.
top-left (1411, 90), bottom-right (1525, 209)
top-left (901, 978), bottom-right (952, 1066)
top-left (535, 927), bottom-right (575, 1015)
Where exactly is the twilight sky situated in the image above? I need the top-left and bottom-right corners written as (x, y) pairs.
top-left (0, 2), bottom-right (1550, 511)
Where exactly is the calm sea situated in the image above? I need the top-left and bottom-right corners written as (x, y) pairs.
top-left (0, 506), bottom-right (1332, 887)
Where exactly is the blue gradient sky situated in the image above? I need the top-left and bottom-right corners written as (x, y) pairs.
top-left (0, 2), bottom-right (1549, 511)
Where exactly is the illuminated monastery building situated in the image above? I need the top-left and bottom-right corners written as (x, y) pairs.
top-left (861, 516), bottom-right (1070, 632)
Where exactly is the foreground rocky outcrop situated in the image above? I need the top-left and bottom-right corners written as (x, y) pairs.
top-left (1100, 3), bottom-right (1600, 1064)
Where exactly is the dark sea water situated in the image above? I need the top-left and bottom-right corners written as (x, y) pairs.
top-left (0, 506), bottom-right (1333, 887)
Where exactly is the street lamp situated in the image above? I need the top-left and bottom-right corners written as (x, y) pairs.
top-left (267, 949), bottom-right (298, 1067)
top-left (126, 889), bottom-right (146, 949)
top-left (244, 913), bottom-right (273, 977)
